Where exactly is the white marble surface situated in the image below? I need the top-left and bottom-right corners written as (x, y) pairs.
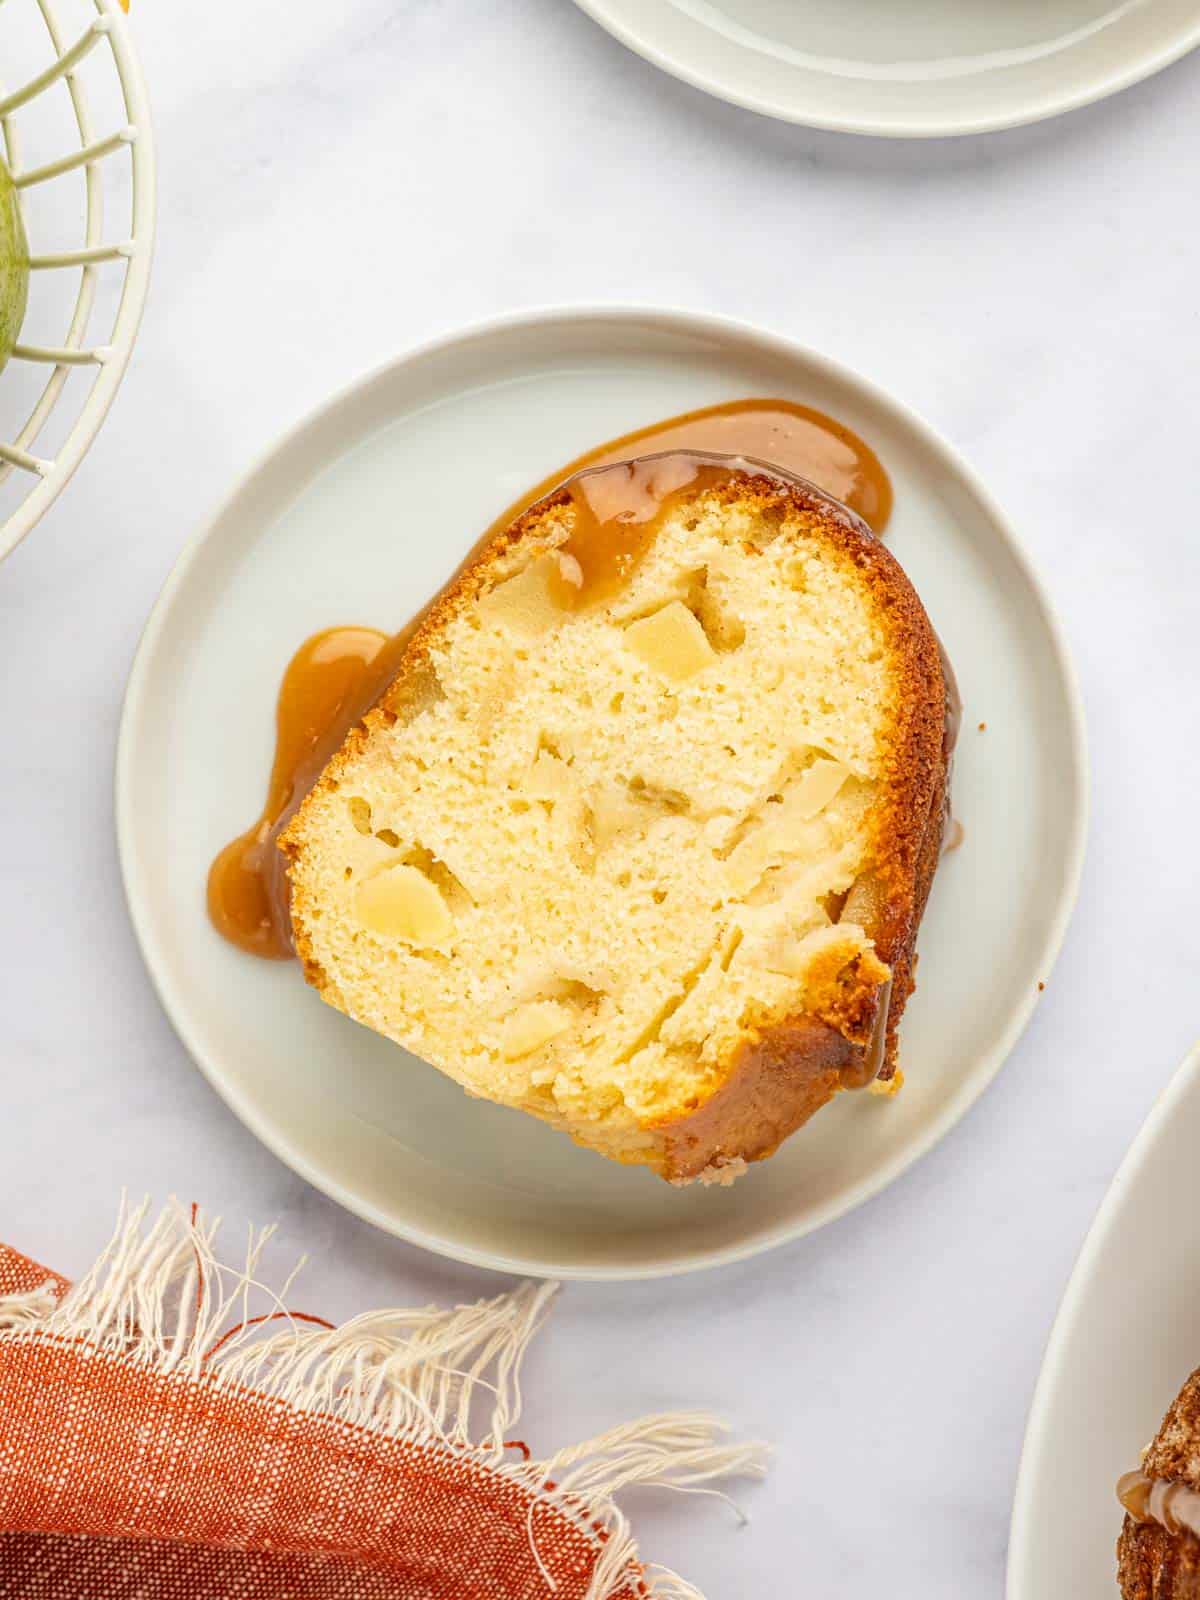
top-left (3, 3), bottom-right (1200, 1594)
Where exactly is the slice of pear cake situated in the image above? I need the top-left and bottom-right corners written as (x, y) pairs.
top-left (281, 455), bottom-right (952, 1183)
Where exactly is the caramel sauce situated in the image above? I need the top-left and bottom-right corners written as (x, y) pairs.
top-left (938, 646), bottom-right (964, 862)
top-left (208, 398), bottom-right (892, 960)
top-left (503, 396), bottom-right (892, 542)
top-left (842, 977), bottom-right (894, 1090)
top-left (207, 628), bottom-right (398, 959)
top-left (1118, 1469), bottom-right (1200, 1540)
top-left (1120, 1470), bottom-right (1154, 1521)
top-left (554, 456), bottom-right (747, 609)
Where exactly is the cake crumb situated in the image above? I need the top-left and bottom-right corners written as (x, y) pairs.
top-left (1038, 981), bottom-right (1045, 992)
top-left (977, 721), bottom-right (987, 731)
top-left (869, 1069), bottom-right (904, 1099)
top-left (670, 1155), bottom-right (749, 1189)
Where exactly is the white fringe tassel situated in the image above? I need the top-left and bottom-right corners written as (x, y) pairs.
top-left (0, 1282), bottom-right (59, 1328)
top-left (1, 1198), bottom-right (768, 1600)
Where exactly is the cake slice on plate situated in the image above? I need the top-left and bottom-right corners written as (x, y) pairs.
top-left (1118, 1369), bottom-right (1200, 1598)
top-left (282, 454), bottom-right (952, 1183)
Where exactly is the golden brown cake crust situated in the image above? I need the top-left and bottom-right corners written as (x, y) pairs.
top-left (1119, 1371), bottom-right (1200, 1600)
top-left (657, 1015), bottom-right (855, 1177)
top-left (283, 464), bottom-right (951, 1179)
top-left (1119, 1520), bottom-right (1200, 1600)
top-left (1144, 1372), bottom-right (1200, 1486)
top-left (648, 475), bottom-right (950, 1180)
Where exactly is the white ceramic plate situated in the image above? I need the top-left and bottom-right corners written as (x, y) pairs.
top-left (117, 305), bottom-right (1086, 1279)
top-left (1008, 1041), bottom-right (1200, 1598)
top-left (571, 0), bottom-right (1200, 137)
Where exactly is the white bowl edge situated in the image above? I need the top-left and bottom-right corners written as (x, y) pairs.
top-left (1006, 1039), bottom-right (1200, 1595)
top-left (570, 0), bottom-right (1200, 138)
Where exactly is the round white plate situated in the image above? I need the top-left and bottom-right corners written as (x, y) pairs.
top-left (572, 0), bottom-right (1200, 137)
top-left (1008, 1040), bottom-right (1200, 1599)
top-left (117, 305), bottom-right (1086, 1279)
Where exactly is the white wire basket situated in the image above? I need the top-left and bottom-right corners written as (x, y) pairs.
top-left (0, 0), bottom-right (154, 564)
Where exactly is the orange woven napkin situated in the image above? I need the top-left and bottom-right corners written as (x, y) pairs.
top-left (0, 1200), bottom-right (765, 1599)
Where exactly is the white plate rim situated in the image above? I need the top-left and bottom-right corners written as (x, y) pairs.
top-left (1006, 1038), bottom-right (1200, 1596)
top-left (570, 0), bottom-right (1200, 138)
top-left (115, 301), bottom-right (1089, 1279)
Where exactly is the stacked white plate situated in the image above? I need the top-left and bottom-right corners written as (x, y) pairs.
top-left (573, 0), bottom-right (1200, 135)
top-left (1010, 1043), bottom-right (1200, 1598)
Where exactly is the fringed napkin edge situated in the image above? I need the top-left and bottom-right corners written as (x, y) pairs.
top-left (0, 1197), bottom-right (769, 1600)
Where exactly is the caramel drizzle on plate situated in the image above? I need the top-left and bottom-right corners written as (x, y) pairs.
top-left (207, 398), bottom-right (893, 960)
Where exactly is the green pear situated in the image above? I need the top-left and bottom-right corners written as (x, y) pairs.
top-left (0, 154), bottom-right (28, 372)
